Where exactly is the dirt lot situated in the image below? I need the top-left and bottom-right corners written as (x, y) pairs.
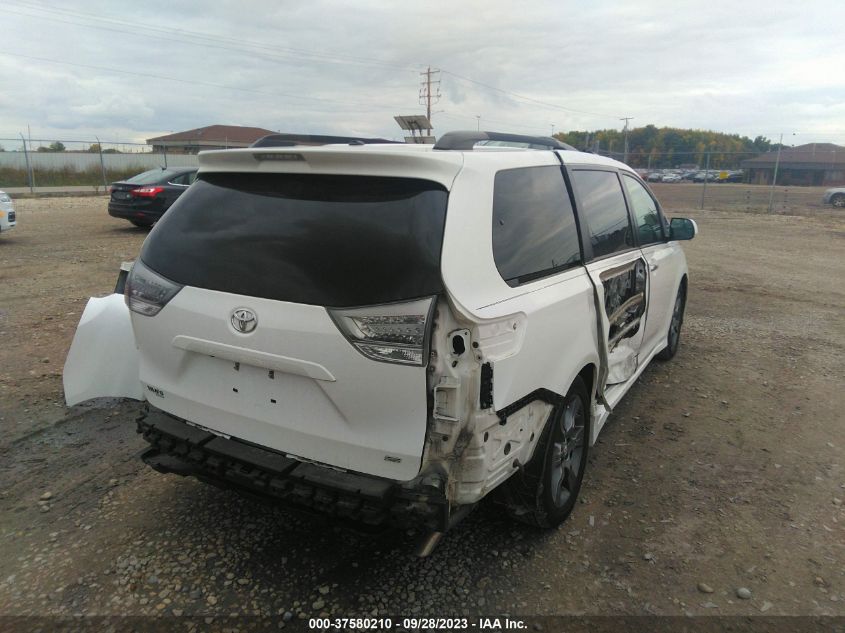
top-left (0, 189), bottom-right (843, 625)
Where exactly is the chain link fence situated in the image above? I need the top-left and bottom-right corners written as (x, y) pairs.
top-left (0, 138), bottom-right (198, 191)
top-left (597, 148), bottom-right (841, 214)
top-left (0, 137), bottom-right (840, 215)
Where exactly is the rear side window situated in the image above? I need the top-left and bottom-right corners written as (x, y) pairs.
top-left (492, 166), bottom-right (581, 286)
top-left (140, 173), bottom-right (448, 308)
top-left (570, 170), bottom-right (634, 259)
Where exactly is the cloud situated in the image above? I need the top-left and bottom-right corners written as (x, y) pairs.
top-left (0, 0), bottom-right (843, 145)
top-left (71, 94), bottom-right (155, 125)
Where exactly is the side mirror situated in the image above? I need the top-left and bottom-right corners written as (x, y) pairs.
top-left (670, 217), bottom-right (698, 241)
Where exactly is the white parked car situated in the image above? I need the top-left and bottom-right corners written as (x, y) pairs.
top-left (823, 187), bottom-right (845, 208)
top-left (63, 131), bottom-right (697, 549)
top-left (661, 173), bottom-right (682, 183)
top-left (0, 190), bottom-right (16, 234)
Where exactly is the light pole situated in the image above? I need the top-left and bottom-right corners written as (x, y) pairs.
top-left (620, 117), bottom-right (633, 164)
top-left (475, 115), bottom-right (481, 131)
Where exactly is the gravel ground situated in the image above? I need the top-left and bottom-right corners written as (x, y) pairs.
top-left (0, 193), bottom-right (843, 626)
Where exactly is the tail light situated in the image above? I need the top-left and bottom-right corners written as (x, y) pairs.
top-left (132, 186), bottom-right (164, 198)
top-left (124, 260), bottom-right (183, 316)
top-left (329, 297), bottom-right (436, 366)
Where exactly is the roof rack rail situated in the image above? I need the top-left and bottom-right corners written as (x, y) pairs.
top-left (251, 133), bottom-right (400, 148)
top-left (433, 131), bottom-right (576, 151)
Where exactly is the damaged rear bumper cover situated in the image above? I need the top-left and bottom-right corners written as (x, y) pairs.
top-left (137, 406), bottom-right (448, 530)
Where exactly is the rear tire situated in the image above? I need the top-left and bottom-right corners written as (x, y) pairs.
top-left (501, 377), bottom-right (590, 528)
top-left (130, 220), bottom-right (153, 228)
top-left (832, 194), bottom-right (845, 208)
top-left (656, 282), bottom-right (687, 361)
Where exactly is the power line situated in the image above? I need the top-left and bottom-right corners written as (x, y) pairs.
top-left (3, 1), bottom-right (419, 73)
top-left (437, 112), bottom-right (556, 135)
top-left (440, 70), bottom-right (621, 121)
top-left (3, 1), bottom-right (620, 125)
top-left (0, 50), bottom-right (412, 113)
top-left (4, 2), bottom-right (622, 123)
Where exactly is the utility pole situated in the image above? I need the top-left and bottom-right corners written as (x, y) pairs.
top-left (419, 66), bottom-right (441, 136)
top-left (620, 117), bottom-right (633, 164)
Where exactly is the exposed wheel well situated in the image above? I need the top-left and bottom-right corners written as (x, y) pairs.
top-left (577, 363), bottom-right (597, 404)
top-left (495, 366), bottom-right (597, 426)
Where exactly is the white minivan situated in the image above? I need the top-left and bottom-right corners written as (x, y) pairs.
top-left (64, 131), bottom-right (697, 548)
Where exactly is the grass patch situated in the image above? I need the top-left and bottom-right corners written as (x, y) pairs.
top-left (0, 166), bottom-right (151, 188)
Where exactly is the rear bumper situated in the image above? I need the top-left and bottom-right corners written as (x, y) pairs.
top-left (108, 200), bottom-right (164, 221)
top-left (137, 405), bottom-right (449, 530)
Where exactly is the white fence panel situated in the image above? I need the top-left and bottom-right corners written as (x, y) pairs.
top-left (0, 152), bottom-right (199, 172)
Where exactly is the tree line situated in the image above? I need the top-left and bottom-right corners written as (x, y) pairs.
top-left (554, 125), bottom-right (781, 170)
top-left (0, 142), bottom-right (120, 153)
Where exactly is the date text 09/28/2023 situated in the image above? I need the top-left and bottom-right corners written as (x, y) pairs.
top-left (307, 617), bottom-right (528, 630)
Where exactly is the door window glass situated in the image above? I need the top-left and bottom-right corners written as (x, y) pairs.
top-left (570, 170), bottom-right (633, 258)
top-left (622, 175), bottom-right (664, 245)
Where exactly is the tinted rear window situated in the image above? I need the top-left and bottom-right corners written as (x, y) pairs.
top-left (124, 169), bottom-right (183, 185)
top-left (140, 173), bottom-right (448, 307)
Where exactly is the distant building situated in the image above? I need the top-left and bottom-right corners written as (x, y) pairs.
top-left (146, 125), bottom-right (276, 154)
top-left (741, 143), bottom-right (845, 186)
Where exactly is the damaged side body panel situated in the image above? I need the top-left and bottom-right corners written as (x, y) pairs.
top-left (418, 298), bottom-right (548, 510)
top-left (601, 259), bottom-right (647, 385)
top-left (417, 294), bottom-right (589, 510)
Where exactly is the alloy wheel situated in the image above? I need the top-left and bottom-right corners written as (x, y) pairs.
top-left (549, 396), bottom-right (586, 508)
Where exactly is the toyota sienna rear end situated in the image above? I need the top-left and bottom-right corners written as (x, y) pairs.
top-left (127, 148), bottom-right (462, 484)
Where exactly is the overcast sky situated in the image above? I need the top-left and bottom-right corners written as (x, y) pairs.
top-left (1, 0), bottom-right (843, 149)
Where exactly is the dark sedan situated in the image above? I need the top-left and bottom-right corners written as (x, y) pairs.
top-left (108, 167), bottom-right (197, 227)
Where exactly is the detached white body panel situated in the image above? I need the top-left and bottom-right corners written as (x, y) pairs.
top-left (63, 294), bottom-right (144, 406)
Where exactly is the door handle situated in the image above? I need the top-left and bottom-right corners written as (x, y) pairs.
top-left (649, 263), bottom-right (659, 272)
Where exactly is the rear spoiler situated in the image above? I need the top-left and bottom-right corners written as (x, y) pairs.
top-left (433, 131), bottom-right (576, 151)
top-left (251, 134), bottom-right (400, 148)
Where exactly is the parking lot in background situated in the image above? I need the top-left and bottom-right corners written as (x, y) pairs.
top-left (0, 189), bottom-right (842, 619)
